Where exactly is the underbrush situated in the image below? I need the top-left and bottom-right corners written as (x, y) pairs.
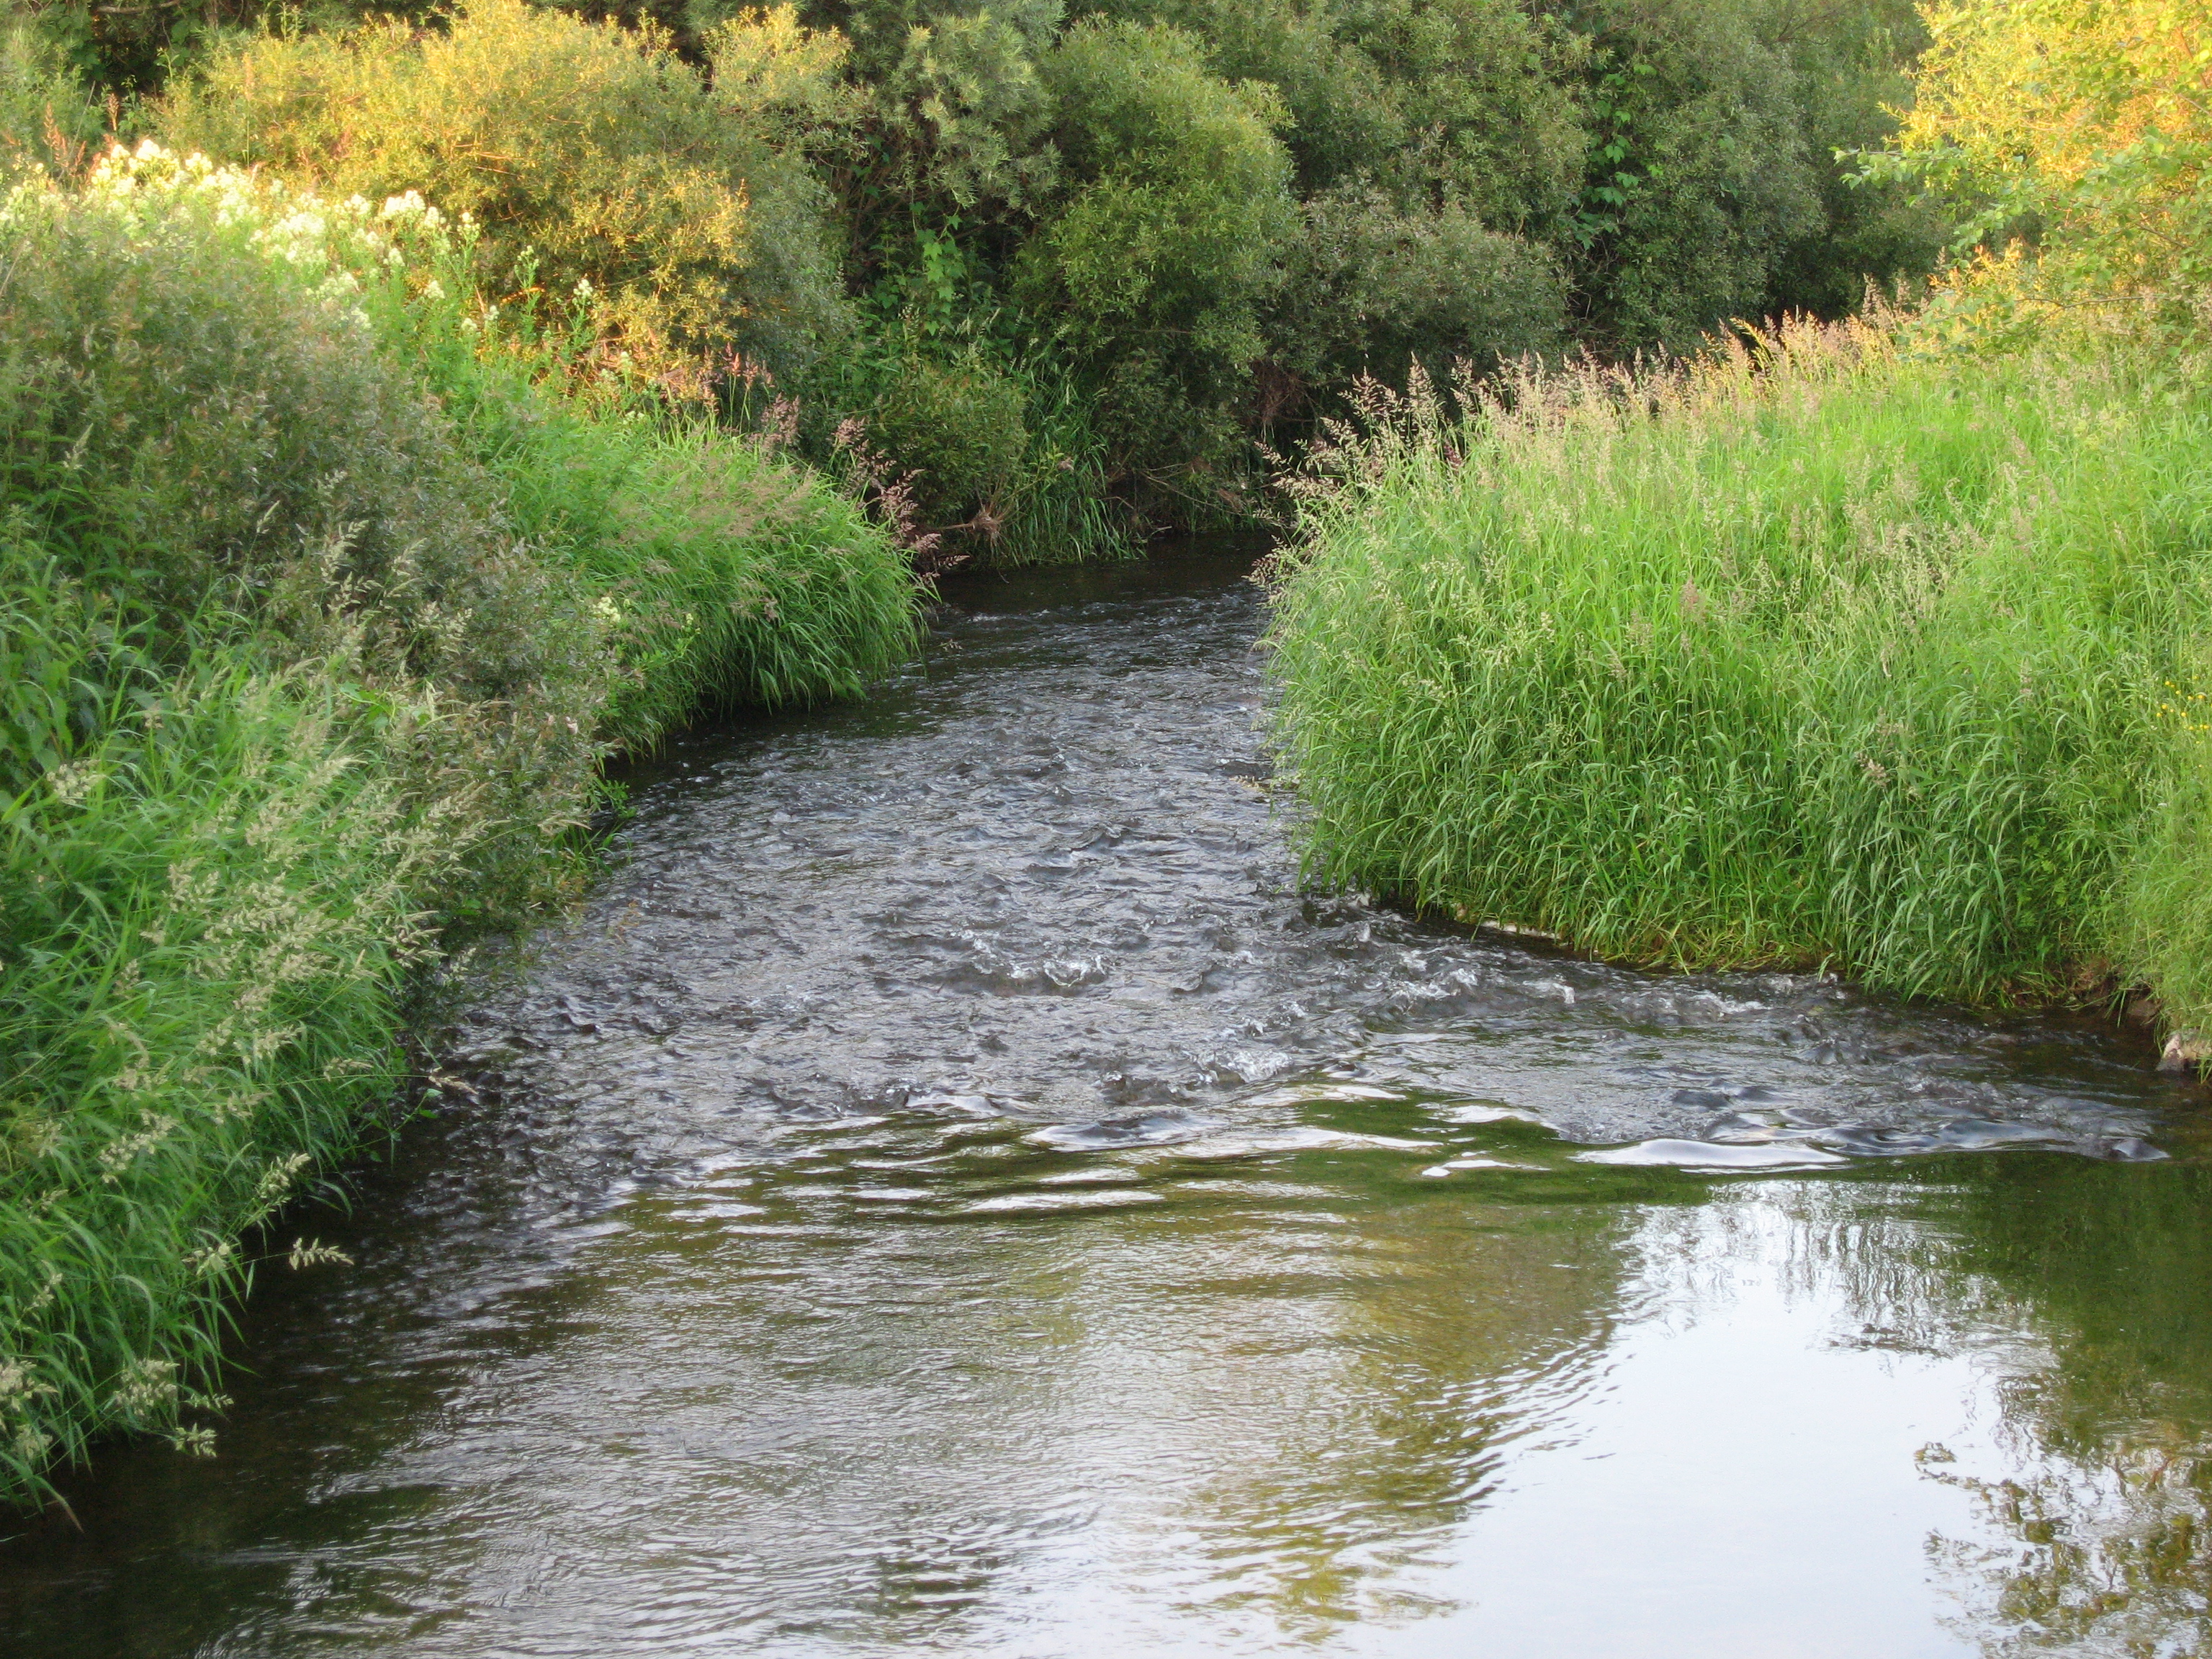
top-left (0, 147), bottom-right (917, 1506)
top-left (1265, 317), bottom-right (2212, 1017)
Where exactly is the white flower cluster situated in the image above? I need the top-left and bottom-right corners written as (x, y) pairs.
top-left (42, 141), bottom-right (465, 336)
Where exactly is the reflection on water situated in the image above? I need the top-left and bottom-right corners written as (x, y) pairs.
top-left (1, 551), bottom-right (2208, 1657)
top-left (1918, 1164), bottom-right (2212, 1656)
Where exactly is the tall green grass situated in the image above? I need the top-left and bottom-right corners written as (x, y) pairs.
top-left (0, 540), bottom-right (459, 1496)
top-left (1266, 318), bottom-right (2212, 1014)
top-left (361, 198), bottom-right (923, 751)
top-left (429, 364), bottom-right (922, 751)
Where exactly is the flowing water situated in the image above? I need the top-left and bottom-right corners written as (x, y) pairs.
top-left (6, 549), bottom-right (2212, 1657)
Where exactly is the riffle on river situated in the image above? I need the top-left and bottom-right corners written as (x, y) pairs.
top-left (5, 549), bottom-right (2210, 1657)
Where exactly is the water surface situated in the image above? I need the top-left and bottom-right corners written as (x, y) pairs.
top-left (4, 550), bottom-right (2210, 1657)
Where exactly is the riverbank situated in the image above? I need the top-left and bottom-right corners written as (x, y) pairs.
top-left (1264, 317), bottom-right (2212, 1030)
top-left (0, 148), bottom-right (918, 1505)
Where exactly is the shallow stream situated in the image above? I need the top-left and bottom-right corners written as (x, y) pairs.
top-left (6, 549), bottom-right (2211, 1656)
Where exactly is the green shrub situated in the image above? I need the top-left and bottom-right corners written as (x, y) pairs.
top-left (1273, 185), bottom-right (1565, 396)
top-left (1090, 0), bottom-right (1583, 229)
top-left (1018, 18), bottom-right (1295, 490)
top-left (159, 0), bottom-right (848, 373)
top-left (857, 351), bottom-right (1030, 526)
top-left (1267, 319), bottom-right (2212, 1010)
top-left (824, 0), bottom-right (1064, 221)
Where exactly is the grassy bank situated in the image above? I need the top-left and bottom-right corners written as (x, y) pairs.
top-left (1265, 319), bottom-right (2212, 1017)
top-left (0, 146), bottom-right (917, 1503)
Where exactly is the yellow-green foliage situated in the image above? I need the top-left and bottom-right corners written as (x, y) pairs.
top-left (1878, 0), bottom-right (2212, 343)
top-left (159, 0), bottom-right (848, 371)
top-left (1267, 319), bottom-right (2212, 1012)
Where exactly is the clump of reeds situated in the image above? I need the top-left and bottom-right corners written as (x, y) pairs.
top-left (1265, 314), bottom-right (2212, 1012)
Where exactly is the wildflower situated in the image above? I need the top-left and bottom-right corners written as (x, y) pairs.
top-left (185, 1239), bottom-right (237, 1280)
top-left (0, 1362), bottom-right (55, 1408)
top-left (109, 1356), bottom-right (180, 1418)
top-left (43, 759), bottom-right (102, 808)
top-left (253, 1152), bottom-right (313, 1209)
top-left (96, 1112), bottom-right (179, 1182)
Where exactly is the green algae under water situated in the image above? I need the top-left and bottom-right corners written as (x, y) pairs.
top-left (3, 550), bottom-right (2209, 1658)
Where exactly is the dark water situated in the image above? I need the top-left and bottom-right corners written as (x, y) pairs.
top-left (6, 550), bottom-right (2212, 1657)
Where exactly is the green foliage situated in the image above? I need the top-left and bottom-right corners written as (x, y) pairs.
top-left (1273, 185), bottom-right (1565, 400)
top-left (862, 351), bottom-right (1030, 520)
top-left (448, 367), bottom-right (923, 746)
top-left (0, 143), bottom-right (920, 1507)
top-left (1555, 0), bottom-right (1822, 349)
top-left (0, 148), bottom-right (611, 921)
top-left (159, 0), bottom-right (848, 373)
top-left (792, 307), bottom-right (1126, 564)
top-left (829, 0), bottom-right (1066, 219)
top-left (1099, 0), bottom-right (1582, 229)
top-left (1267, 320), bottom-right (2212, 1012)
top-left (1763, 0), bottom-right (1943, 319)
top-left (1017, 18), bottom-right (1294, 490)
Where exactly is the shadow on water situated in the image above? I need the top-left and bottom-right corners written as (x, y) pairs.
top-left (4, 545), bottom-right (2211, 1656)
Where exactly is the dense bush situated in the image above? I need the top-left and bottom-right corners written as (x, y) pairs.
top-left (1018, 18), bottom-right (1295, 493)
top-left (9, 0), bottom-right (1948, 538)
top-left (159, 0), bottom-right (848, 373)
top-left (853, 351), bottom-right (1030, 523)
top-left (1272, 186), bottom-right (1566, 401)
top-left (1265, 321), bottom-right (2212, 1010)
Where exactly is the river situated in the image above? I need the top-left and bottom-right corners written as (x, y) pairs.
top-left (4, 548), bottom-right (2209, 1656)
